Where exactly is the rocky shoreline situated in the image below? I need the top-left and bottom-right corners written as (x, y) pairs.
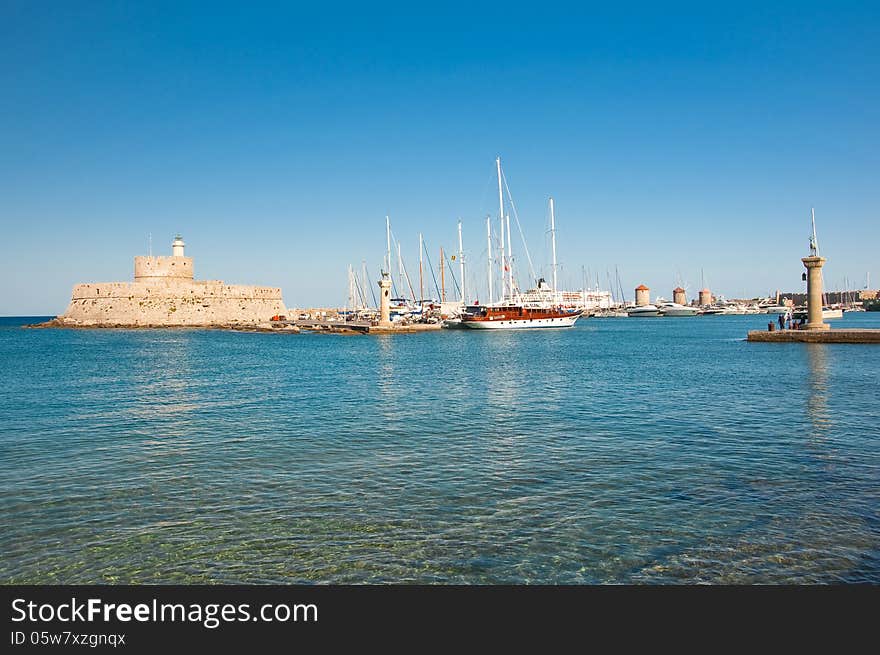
top-left (24, 318), bottom-right (301, 333)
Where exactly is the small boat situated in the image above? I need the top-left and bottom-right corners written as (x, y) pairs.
top-left (792, 307), bottom-right (844, 321)
top-left (627, 305), bottom-right (661, 317)
top-left (593, 308), bottom-right (629, 318)
top-left (658, 302), bottom-right (699, 317)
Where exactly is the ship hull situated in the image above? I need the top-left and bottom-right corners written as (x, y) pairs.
top-left (661, 308), bottom-right (700, 317)
top-left (461, 314), bottom-right (580, 329)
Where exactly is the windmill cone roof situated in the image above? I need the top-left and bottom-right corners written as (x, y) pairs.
top-left (673, 287), bottom-right (685, 293)
top-left (635, 284), bottom-right (650, 291)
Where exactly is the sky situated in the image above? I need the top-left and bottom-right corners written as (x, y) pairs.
top-left (1, 1), bottom-right (878, 313)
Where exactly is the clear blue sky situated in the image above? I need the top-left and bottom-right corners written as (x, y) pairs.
top-left (1, 1), bottom-right (877, 313)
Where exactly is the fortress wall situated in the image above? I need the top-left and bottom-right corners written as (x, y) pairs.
top-left (134, 256), bottom-right (194, 280)
top-left (70, 281), bottom-right (283, 300)
top-left (61, 281), bottom-right (286, 326)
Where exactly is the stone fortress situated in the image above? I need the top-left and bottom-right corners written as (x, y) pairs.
top-left (56, 235), bottom-right (287, 327)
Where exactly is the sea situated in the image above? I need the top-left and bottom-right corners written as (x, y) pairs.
top-left (1, 313), bottom-right (878, 584)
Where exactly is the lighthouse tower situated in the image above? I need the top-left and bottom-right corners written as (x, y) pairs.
top-left (134, 234), bottom-right (194, 281)
top-left (172, 235), bottom-right (186, 257)
top-left (378, 273), bottom-right (392, 327)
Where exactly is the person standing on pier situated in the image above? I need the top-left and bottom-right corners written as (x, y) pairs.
top-left (779, 313), bottom-right (786, 330)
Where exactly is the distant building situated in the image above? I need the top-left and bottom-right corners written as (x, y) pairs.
top-left (779, 289), bottom-right (877, 305)
top-left (673, 287), bottom-right (687, 305)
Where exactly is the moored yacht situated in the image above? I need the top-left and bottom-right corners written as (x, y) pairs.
top-left (658, 302), bottom-right (700, 317)
top-left (460, 305), bottom-right (582, 329)
top-left (592, 307), bottom-right (629, 318)
top-left (627, 304), bottom-right (661, 317)
top-left (792, 306), bottom-right (844, 321)
top-left (758, 298), bottom-right (790, 314)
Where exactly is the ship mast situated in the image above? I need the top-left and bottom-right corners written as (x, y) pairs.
top-left (486, 215), bottom-right (493, 305)
top-left (506, 212), bottom-right (514, 299)
top-left (385, 215), bottom-right (391, 275)
top-left (549, 197), bottom-right (558, 292)
top-left (440, 247), bottom-right (445, 302)
top-left (497, 157), bottom-right (506, 301)
top-left (397, 242), bottom-right (403, 300)
top-left (458, 219), bottom-right (466, 304)
top-left (419, 232), bottom-right (424, 304)
top-left (361, 260), bottom-right (368, 309)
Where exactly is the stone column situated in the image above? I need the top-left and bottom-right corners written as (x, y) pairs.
top-left (802, 256), bottom-right (829, 330)
top-left (378, 276), bottom-right (392, 326)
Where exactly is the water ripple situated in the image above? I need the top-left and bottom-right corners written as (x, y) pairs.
top-left (1, 314), bottom-right (879, 583)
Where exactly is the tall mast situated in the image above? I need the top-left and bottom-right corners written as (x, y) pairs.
top-left (361, 260), bottom-right (368, 309)
top-left (486, 215), bottom-right (494, 305)
top-left (397, 242), bottom-right (403, 299)
top-left (458, 219), bottom-right (466, 304)
top-left (506, 212), bottom-right (514, 298)
top-left (419, 232), bottom-right (424, 304)
top-left (440, 247), bottom-right (446, 302)
top-left (499, 208), bottom-right (506, 300)
top-left (809, 207), bottom-right (819, 256)
top-left (581, 265), bottom-right (586, 306)
top-left (385, 215), bottom-right (391, 275)
top-left (497, 157), bottom-right (506, 300)
top-left (549, 197), bottom-right (558, 292)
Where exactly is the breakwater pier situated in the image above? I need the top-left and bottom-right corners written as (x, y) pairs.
top-left (282, 318), bottom-right (442, 334)
top-left (747, 212), bottom-right (880, 345)
top-left (748, 328), bottom-right (880, 343)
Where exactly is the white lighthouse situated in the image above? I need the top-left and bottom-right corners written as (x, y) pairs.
top-left (172, 235), bottom-right (186, 257)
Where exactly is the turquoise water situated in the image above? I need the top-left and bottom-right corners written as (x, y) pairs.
top-left (1, 314), bottom-right (878, 584)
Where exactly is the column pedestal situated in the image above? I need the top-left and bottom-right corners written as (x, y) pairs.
top-left (801, 256), bottom-right (829, 330)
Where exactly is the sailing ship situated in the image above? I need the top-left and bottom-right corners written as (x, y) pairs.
top-left (460, 304), bottom-right (581, 329)
top-left (461, 158), bottom-right (582, 330)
